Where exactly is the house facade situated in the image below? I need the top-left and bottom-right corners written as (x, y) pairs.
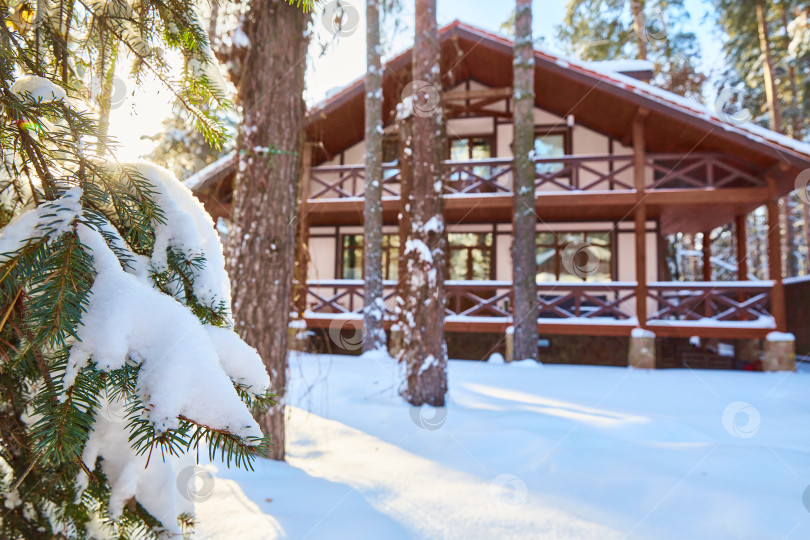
top-left (188, 22), bottom-right (810, 369)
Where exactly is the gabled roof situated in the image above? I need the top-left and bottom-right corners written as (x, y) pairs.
top-left (305, 20), bottom-right (810, 188)
top-left (188, 20), bottom-right (810, 202)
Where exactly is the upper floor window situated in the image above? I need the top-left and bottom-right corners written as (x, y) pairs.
top-left (448, 232), bottom-right (493, 281)
top-left (382, 136), bottom-right (399, 163)
top-left (534, 131), bottom-right (568, 175)
top-left (340, 233), bottom-right (400, 280)
top-left (536, 231), bottom-right (612, 283)
top-left (449, 137), bottom-right (493, 161)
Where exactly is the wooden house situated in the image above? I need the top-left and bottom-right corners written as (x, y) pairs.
top-left (187, 21), bottom-right (810, 368)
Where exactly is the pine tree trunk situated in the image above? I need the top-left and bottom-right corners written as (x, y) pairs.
top-left (400, 0), bottom-right (447, 406)
top-left (229, 0), bottom-right (308, 461)
top-left (363, 0), bottom-right (385, 352)
top-left (631, 0), bottom-right (648, 60)
top-left (511, 0), bottom-right (538, 362)
top-left (780, 5), bottom-right (809, 271)
top-left (781, 6), bottom-right (802, 139)
top-left (755, 0), bottom-right (783, 133)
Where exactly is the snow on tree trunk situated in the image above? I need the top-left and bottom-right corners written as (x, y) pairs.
top-left (229, 1), bottom-right (308, 461)
top-left (511, 0), bottom-right (538, 362)
top-left (398, 0), bottom-right (447, 407)
top-left (363, 0), bottom-right (386, 352)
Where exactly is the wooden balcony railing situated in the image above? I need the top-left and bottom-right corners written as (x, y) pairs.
top-left (306, 153), bottom-right (764, 200)
top-left (303, 279), bottom-right (776, 334)
top-left (534, 282), bottom-right (638, 320)
top-left (646, 281), bottom-right (774, 324)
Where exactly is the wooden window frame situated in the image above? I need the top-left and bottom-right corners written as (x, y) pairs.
top-left (447, 231), bottom-right (496, 281)
top-left (535, 230), bottom-right (614, 282)
top-left (446, 134), bottom-right (496, 161)
top-left (338, 233), bottom-right (400, 280)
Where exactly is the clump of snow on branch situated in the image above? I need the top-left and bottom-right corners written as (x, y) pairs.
top-left (130, 162), bottom-right (232, 307)
top-left (10, 74), bottom-right (69, 104)
top-left (0, 187), bottom-right (82, 257)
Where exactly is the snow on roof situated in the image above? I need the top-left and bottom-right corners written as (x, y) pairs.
top-left (184, 151), bottom-right (237, 191)
top-left (586, 59), bottom-right (655, 74)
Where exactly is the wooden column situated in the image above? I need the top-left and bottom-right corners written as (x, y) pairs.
top-left (735, 214), bottom-right (748, 280)
top-left (633, 111), bottom-right (648, 327)
top-left (293, 142), bottom-right (313, 314)
top-left (702, 230), bottom-right (712, 317)
top-left (702, 230), bottom-right (712, 281)
top-left (766, 177), bottom-right (787, 331)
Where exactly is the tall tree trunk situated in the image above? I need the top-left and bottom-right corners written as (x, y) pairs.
top-left (755, 0), bottom-right (783, 133)
top-left (363, 0), bottom-right (385, 352)
top-left (631, 0), bottom-right (648, 60)
top-left (781, 6), bottom-right (802, 139)
top-left (229, 0), bottom-right (308, 461)
top-left (400, 0), bottom-right (447, 406)
top-left (511, 0), bottom-right (538, 362)
top-left (781, 4), bottom-right (810, 271)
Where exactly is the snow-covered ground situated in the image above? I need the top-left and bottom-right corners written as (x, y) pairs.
top-left (194, 353), bottom-right (810, 539)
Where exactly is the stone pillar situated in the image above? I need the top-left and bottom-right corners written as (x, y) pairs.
top-left (629, 328), bottom-right (656, 369)
top-left (736, 338), bottom-right (761, 369)
top-left (505, 326), bottom-right (514, 362)
top-left (288, 320), bottom-right (308, 352)
top-left (388, 324), bottom-right (403, 358)
top-left (763, 332), bottom-right (796, 371)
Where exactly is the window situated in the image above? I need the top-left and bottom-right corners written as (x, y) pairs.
top-left (382, 136), bottom-right (399, 163)
top-left (534, 132), bottom-right (567, 175)
top-left (340, 234), bottom-right (400, 280)
top-left (535, 231), bottom-right (612, 282)
top-left (447, 232), bottom-right (493, 281)
top-left (448, 137), bottom-right (493, 161)
top-left (448, 136), bottom-right (494, 188)
top-left (341, 235), bottom-right (363, 279)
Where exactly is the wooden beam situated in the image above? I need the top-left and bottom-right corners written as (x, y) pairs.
top-left (644, 187), bottom-right (769, 205)
top-left (736, 213), bottom-right (748, 280)
top-left (766, 177), bottom-right (787, 331)
top-left (443, 87), bottom-right (512, 101)
top-left (633, 112), bottom-right (648, 327)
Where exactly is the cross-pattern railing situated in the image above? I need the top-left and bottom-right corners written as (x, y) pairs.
top-left (309, 164), bottom-right (402, 199)
top-left (644, 154), bottom-right (764, 190)
top-left (304, 279), bottom-right (775, 330)
top-left (646, 281), bottom-right (773, 323)
top-left (304, 279), bottom-right (398, 317)
top-left (307, 152), bottom-right (763, 199)
top-left (535, 282), bottom-right (637, 319)
top-left (305, 280), bottom-right (638, 322)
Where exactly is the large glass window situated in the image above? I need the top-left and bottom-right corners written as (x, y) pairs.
top-left (447, 232), bottom-right (493, 281)
top-left (535, 231), bottom-right (612, 282)
top-left (340, 234), bottom-right (400, 280)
